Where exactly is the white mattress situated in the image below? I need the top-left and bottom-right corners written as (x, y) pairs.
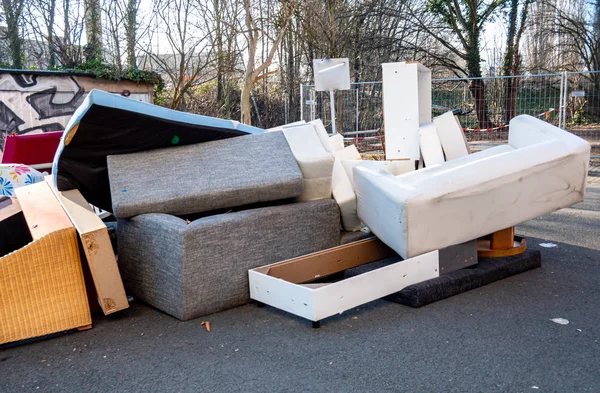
top-left (332, 145), bottom-right (362, 231)
top-left (355, 115), bottom-right (590, 258)
top-left (281, 124), bottom-right (334, 201)
top-left (433, 111), bottom-right (469, 160)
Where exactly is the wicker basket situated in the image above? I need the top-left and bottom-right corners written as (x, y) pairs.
top-left (0, 227), bottom-right (91, 344)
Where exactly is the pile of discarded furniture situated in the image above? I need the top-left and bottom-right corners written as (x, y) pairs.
top-left (0, 62), bottom-right (591, 345)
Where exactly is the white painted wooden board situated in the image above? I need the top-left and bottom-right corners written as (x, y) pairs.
top-left (249, 251), bottom-right (439, 323)
top-left (249, 270), bottom-right (317, 321)
top-left (313, 251), bottom-right (439, 320)
top-left (433, 111), bottom-right (469, 160)
top-left (419, 122), bottom-right (445, 167)
top-left (382, 62), bottom-right (432, 160)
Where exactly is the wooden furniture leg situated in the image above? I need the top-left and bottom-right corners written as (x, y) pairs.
top-left (478, 226), bottom-right (527, 258)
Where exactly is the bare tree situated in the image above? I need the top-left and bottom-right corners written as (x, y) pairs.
top-left (143, 0), bottom-right (216, 110)
top-left (240, 0), bottom-right (296, 125)
top-left (25, 0), bottom-right (57, 67)
top-left (102, 0), bottom-right (124, 71)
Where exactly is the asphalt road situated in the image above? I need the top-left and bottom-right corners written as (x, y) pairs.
top-left (1, 185), bottom-right (599, 393)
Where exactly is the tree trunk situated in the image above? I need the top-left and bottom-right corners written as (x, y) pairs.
top-left (240, 78), bottom-right (253, 125)
top-left (214, 0), bottom-right (224, 116)
top-left (47, 0), bottom-right (57, 68)
top-left (469, 79), bottom-right (491, 130)
top-left (125, 0), bottom-right (138, 68)
top-left (466, 35), bottom-right (491, 129)
top-left (286, 28), bottom-right (295, 122)
top-left (502, 0), bottom-right (519, 124)
top-left (84, 0), bottom-right (102, 62)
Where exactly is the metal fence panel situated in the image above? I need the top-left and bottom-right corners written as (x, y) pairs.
top-left (300, 71), bottom-right (600, 156)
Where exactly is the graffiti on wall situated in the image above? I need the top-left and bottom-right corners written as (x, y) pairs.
top-left (0, 73), bottom-right (86, 151)
top-left (0, 72), bottom-right (153, 155)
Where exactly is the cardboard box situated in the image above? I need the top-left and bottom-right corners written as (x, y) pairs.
top-left (249, 238), bottom-right (439, 324)
top-left (46, 177), bottom-right (128, 315)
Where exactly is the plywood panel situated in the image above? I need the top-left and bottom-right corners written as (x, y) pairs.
top-left (266, 238), bottom-right (397, 284)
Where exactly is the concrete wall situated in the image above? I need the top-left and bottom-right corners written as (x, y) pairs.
top-left (0, 72), bottom-right (154, 153)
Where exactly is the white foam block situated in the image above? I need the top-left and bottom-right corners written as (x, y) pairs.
top-left (433, 111), bottom-right (469, 160)
top-left (355, 115), bottom-right (590, 258)
top-left (282, 124), bottom-right (334, 201)
top-left (419, 122), bottom-right (445, 167)
top-left (329, 134), bottom-right (345, 151)
top-left (267, 120), bottom-right (306, 132)
top-left (342, 160), bottom-right (414, 189)
top-left (332, 145), bottom-right (362, 231)
top-left (309, 119), bottom-right (334, 152)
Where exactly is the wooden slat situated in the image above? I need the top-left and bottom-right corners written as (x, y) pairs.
top-left (14, 182), bottom-right (73, 240)
top-left (267, 238), bottom-right (398, 284)
top-left (45, 177), bottom-right (129, 315)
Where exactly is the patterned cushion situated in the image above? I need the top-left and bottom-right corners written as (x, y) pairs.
top-left (0, 164), bottom-right (45, 197)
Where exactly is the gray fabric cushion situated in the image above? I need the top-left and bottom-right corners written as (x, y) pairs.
top-left (108, 132), bottom-right (304, 218)
top-left (340, 230), bottom-right (374, 245)
top-left (117, 199), bottom-right (340, 320)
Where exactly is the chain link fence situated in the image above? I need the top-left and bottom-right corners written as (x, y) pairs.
top-left (300, 71), bottom-right (600, 157)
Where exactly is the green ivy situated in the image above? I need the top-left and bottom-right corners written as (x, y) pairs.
top-left (58, 59), bottom-right (164, 102)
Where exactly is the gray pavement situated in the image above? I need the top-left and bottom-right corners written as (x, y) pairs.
top-left (1, 185), bottom-right (599, 393)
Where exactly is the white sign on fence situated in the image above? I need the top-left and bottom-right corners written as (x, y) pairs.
top-left (571, 90), bottom-right (586, 97)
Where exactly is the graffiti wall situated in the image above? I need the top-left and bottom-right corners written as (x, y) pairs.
top-left (0, 71), bottom-right (153, 154)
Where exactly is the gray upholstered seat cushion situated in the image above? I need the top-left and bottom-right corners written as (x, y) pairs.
top-left (108, 132), bottom-right (304, 218)
top-left (117, 199), bottom-right (341, 320)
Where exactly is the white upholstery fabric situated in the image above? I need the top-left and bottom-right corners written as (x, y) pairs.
top-left (341, 160), bottom-right (414, 189)
top-left (281, 124), bottom-right (334, 201)
top-left (355, 115), bottom-right (590, 258)
top-left (332, 145), bottom-right (362, 231)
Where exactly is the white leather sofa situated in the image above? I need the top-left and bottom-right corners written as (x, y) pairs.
top-left (354, 115), bottom-right (591, 258)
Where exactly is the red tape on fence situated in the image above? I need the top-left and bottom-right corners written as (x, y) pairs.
top-left (342, 108), bottom-right (558, 140)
